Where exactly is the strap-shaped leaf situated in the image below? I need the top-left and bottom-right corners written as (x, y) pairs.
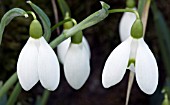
top-left (27, 1), bottom-right (51, 42)
top-left (57, 0), bottom-right (71, 17)
top-left (0, 8), bottom-right (28, 44)
top-left (50, 1), bottom-right (110, 48)
top-left (65, 1), bottom-right (110, 38)
top-left (151, 1), bottom-right (170, 75)
top-left (137, 0), bottom-right (147, 18)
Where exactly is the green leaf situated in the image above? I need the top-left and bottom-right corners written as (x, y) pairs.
top-left (137, 0), bottom-right (147, 18)
top-left (65, 1), bottom-right (110, 38)
top-left (27, 1), bottom-right (51, 42)
top-left (6, 82), bottom-right (21, 105)
top-left (0, 73), bottom-right (18, 99)
top-left (57, 0), bottom-right (71, 17)
top-left (0, 82), bottom-right (7, 105)
top-left (40, 90), bottom-right (50, 105)
top-left (0, 8), bottom-right (28, 45)
top-left (50, 1), bottom-right (110, 48)
top-left (51, 18), bottom-right (72, 32)
top-left (151, 1), bottom-right (170, 76)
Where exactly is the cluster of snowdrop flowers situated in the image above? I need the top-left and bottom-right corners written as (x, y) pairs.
top-left (57, 19), bottom-right (91, 89)
top-left (17, 19), bottom-right (60, 91)
top-left (102, 18), bottom-right (158, 94)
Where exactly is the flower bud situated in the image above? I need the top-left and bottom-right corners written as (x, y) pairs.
top-left (131, 19), bottom-right (143, 39)
top-left (29, 20), bottom-right (43, 39)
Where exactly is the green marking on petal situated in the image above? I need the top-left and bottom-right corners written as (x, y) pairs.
top-left (128, 58), bottom-right (135, 67)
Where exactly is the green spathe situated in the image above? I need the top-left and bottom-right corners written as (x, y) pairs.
top-left (131, 19), bottom-right (143, 39)
top-left (63, 13), bottom-right (73, 29)
top-left (29, 20), bottom-right (43, 39)
top-left (71, 31), bottom-right (83, 44)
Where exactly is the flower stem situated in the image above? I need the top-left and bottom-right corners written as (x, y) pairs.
top-left (27, 11), bottom-right (37, 20)
top-left (6, 82), bottom-right (21, 105)
top-left (50, 33), bottom-right (66, 48)
top-left (125, 71), bottom-right (134, 105)
top-left (0, 73), bottom-right (18, 99)
top-left (40, 90), bottom-right (50, 105)
top-left (109, 9), bottom-right (140, 19)
top-left (51, 18), bottom-right (73, 32)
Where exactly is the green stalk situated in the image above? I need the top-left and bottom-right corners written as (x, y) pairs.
top-left (51, 18), bottom-right (72, 32)
top-left (6, 82), bottom-right (21, 105)
top-left (40, 90), bottom-right (50, 105)
top-left (27, 11), bottom-right (37, 20)
top-left (0, 73), bottom-right (18, 99)
top-left (109, 9), bottom-right (140, 19)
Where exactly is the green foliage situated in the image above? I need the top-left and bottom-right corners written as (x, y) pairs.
top-left (57, 0), bottom-right (71, 17)
top-left (27, 1), bottom-right (51, 41)
top-left (0, 8), bottom-right (28, 44)
top-left (151, 1), bottom-right (170, 77)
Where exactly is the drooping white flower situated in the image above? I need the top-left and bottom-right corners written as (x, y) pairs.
top-left (63, 41), bottom-right (90, 89)
top-left (17, 36), bottom-right (60, 91)
top-left (57, 36), bottom-right (90, 64)
top-left (102, 36), bottom-right (158, 94)
top-left (119, 8), bottom-right (136, 41)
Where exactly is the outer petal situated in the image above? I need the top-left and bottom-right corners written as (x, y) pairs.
top-left (119, 7), bottom-right (136, 42)
top-left (64, 43), bottom-right (90, 89)
top-left (83, 37), bottom-right (91, 59)
top-left (57, 36), bottom-right (90, 64)
top-left (136, 38), bottom-right (158, 94)
top-left (38, 37), bottom-right (60, 91)
top-left (102, 37), bottom-right (132, 88)
top-left (17, 37), bottom-right (39, 91)
top-left (57, 38), bottom-right (70, 64)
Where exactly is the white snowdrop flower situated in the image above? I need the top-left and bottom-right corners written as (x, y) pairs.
top-left (63, 41), bottom-right (90, 89)
top-left (119, 8), bottom-right (136, 41)
top-left (57, 36), bottom-right (90, 64)
top-left (102, 36), bottom-right (158, 94)
top-left (17, 20), bottom-right (60, 91)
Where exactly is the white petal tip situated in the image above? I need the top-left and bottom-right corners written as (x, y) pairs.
top-left (102, 80), bottom-right (111, 88)
top-left (140, 86), bottom-right (157, 95)
top-left (67, 68), bottom-right (90, 90)
top-left (18, 81), bottom-right (33, 91)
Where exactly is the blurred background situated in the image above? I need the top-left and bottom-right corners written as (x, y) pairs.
top-left (0, 0), bottom-right (170, 105)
